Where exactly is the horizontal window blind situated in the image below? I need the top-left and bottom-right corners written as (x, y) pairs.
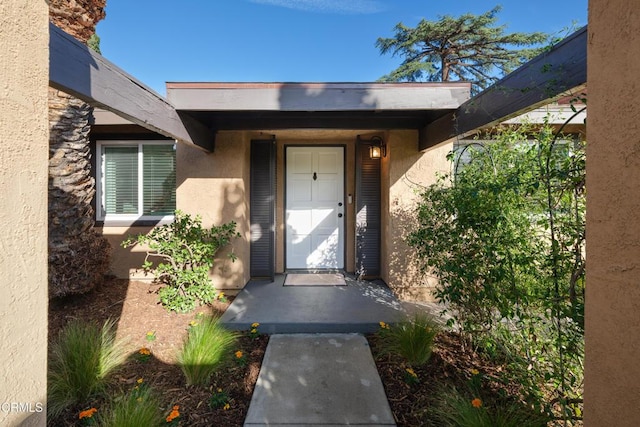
top-left (143, 145), bottom-right (176, 215)
top-left (103, 146), bottom-right (138, 215)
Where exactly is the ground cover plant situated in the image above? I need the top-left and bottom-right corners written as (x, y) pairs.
top-left (49, 280), bottom-right (576, 427)
top-left (407, 120), bottom-right (586, 424)
top-left (49, 277), bottom-right (570, 426)
top-left (370, 315), bottom-right (554, 426)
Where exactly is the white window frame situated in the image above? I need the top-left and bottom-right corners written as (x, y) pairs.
top-left (96, 140), bottom-right (176, 225)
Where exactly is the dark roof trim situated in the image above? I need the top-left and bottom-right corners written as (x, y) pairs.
top-left (166, 82), bottom-right (470, 89)
top-left (420, 26), bottom-right (587, 150)
top-left (167, 82), bottom-right (471, 112)
top-left (49, 23), bottom-right (215, 152)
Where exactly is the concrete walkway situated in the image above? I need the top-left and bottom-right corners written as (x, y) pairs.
top-left (244, 334), bottom-right (396, 427)
top-left (222, 274), bottom-right (446, 426)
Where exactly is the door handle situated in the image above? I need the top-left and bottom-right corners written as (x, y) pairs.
top-left (313, 172), bottom-right (317, 181)
top-left (338, 213), bottom-right (343, 218)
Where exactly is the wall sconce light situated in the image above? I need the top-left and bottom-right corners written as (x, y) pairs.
top-left (359, 135), bottom-right (386, 159)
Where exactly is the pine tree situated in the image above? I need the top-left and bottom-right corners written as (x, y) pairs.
top-left (376, 6), bottom-right (548, 94)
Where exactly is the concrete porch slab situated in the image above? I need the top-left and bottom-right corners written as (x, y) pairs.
top-left (220, 275), bottom-right (408, 334)
top-left (244, 334), bottom-right (396, 426)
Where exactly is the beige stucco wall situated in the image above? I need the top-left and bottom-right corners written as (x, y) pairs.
top-left (100, 225), bottom-right (157, 279)
top-left (176, 131), bottom-right (251, 289)
top-left (0, 0), bottom-right (49, 425)
top-left (103, 132), bottom-right (251, 290)
top-left (585, 1), bottom-right (640, 424)
top-left (104, 128), bottom-right (452, 299)
top-left (382, 131), bottom-right (453, 301)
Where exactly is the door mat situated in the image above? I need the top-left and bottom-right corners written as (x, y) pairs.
top-left (284, 273), bottom-right (347, 286)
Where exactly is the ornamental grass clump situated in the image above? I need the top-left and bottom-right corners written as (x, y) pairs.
top-left (177, 315), bottom-right (238, 386)
top-left (98, 385), bottom-right (164, 427)
top-left (378, 314), bottom-right (440, 366)
top-left (431, 386), bottom-right (548, 427)
top-left (47, 319), bottom-right (127, 419)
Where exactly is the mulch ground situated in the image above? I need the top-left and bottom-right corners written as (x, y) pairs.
top-left (368, 332), bottom-right (524, 426)
top-left (48, 277), bottom-right (525, 426)
top-left (48, 278), bottom-right (268, 426)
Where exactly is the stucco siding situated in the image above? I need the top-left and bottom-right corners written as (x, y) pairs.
top-left (0, 1), bottom-right (49, 425)
top-left (100, 226), bottom-right (157, 280)
top-left (102, 128), bottom-right (452, 299)
top-left (382, 131), bottom-right (453, 301)
top-left (102, 132), bottom-right (251, 290)
top-left (177, 131), bottom-right (251, 289)
top-left (585, 0), bottom-right (640, 424)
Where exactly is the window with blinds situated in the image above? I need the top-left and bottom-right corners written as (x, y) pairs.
top-left (143, 144), bottom-right (176, 216)
top-left (98, 141), bottom-right (176, 221)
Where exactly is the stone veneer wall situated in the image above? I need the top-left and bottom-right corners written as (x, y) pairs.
top-left (0, 0), bottom-right (49, 425)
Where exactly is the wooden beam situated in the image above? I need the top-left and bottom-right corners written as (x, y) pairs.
top-left (420, 26), bottom-right (587, 150)
top-left (49, 23), bottom-right (215, 152)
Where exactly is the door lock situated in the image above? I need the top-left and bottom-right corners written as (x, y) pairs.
top-left (338, 213), bottom-right (343, 218)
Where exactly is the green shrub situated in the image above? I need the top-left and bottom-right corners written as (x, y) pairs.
top-left (47, 319), bottom-right (127, 419)
top-left (122, 210), bottom-right (240, 312)
top-left (378, 314), bottom-right (439, 366)
top-left (407, 123), bottom-right (585, 421)
top-left (177, 315), bottom-right (237, 386)
top-left (99, 385), bottom-right (164, 427)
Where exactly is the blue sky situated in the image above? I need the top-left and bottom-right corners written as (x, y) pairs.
top-left (96, 1), bottom-right (587, 95)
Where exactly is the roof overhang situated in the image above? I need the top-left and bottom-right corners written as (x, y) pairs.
top-left (166, 82), bottom-right (471, 131)
top-left (421, 26), bottom-right (587, 150)
top-left (49, 23), bottom-right (215, 151)
top-left (51, 18), bottom-right (585, 153)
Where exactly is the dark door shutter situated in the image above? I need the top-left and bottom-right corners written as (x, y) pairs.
top-left (250, 139), bottom-right (276, 279)
top-left (356, 141), bottom-right (381, 277)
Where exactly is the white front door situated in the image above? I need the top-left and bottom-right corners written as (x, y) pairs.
top-left (286, 146), bottom-right (344, 269)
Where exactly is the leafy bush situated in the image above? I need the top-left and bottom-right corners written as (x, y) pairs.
top-left (378, 315), bottom-right (439, 366)
top-left (98, 385), bottom-right (164, 427)
top-left (407, 123), bottom-right (585, 423)
top-left (409, 133), bottom-right (548, 331)
top-left (177, 315), bottom-right (238, 386)
top-left (123, 210), bottom-right (240, 312)
top-left (47, 319), bottom-right (127, 419)
top-left (474, 317), bottom-right (584, 419)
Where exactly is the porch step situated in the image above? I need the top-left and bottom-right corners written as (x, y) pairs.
top-left (220, 275), bottom-right (408, 334)
top-left (244, 333), bottom-right (396, 426)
